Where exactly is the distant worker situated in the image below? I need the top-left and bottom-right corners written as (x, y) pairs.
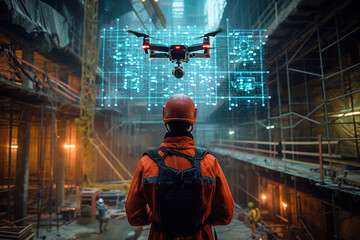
top-left (248, 202), bottom-right (260, 239)
top-left (126, 94), bottom-right (235, 239)
top-left (96, 198), bottom-right (107, 233)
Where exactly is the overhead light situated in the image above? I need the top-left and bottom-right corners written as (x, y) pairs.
top-left (64, 144), bottom-right (76, 149)
top-left (337, 111), bottom-right (360, 117)
top-left (154, 0), bottom-right (159, 2)
top-left (229, 130), bottom-right (235, 135)
top-left (141, 0), bottom-right (146, 2)
top-left (345, 111), bottom-right (360, 116)
top-left (266, 125), bottom-right (274, 129)
top-left (11, 145), bottom-right (18, 149)
top-left (282, 202), bottom-right (287, 208)
top-left (261, 194), bottom-right (266, 200)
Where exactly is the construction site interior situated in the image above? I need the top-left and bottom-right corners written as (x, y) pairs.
top-left (0, 0), bottom-right (360, 239)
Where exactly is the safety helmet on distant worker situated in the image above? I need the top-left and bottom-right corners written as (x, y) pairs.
top-left (163, 94), bottom-right (197, 124)
top-left (99, 198), bottom-right (104, 203)
top-left (248, 202), bottom-right (254, 208)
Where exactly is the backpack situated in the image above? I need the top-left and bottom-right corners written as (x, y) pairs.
top-left (144, 147), bottom-right (208, 237)
top-left (96, 203), bottom-right (106, 218)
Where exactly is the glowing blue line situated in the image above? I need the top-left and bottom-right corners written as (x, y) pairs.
top-left (226, 18), bottom-right (231, 110)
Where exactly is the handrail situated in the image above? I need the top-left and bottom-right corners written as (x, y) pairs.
top-left (221, 139), bottom-right (279, 145)
top-left (211, 139), bottom-right (279, 167)
top-left (282, 150), bottom-right (341, 158)
top-left (282, 141), bottom-right (339, 145)
top-left (1, 48), bottom-right (80, 103)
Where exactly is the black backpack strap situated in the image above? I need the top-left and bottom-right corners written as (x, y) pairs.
top-left (158, 148), bottom-right (208, 168)
top-left (144, 149), bottom-right (166, 168)
top-left (194, 148), bottom-right (208, 168)
top-left (160, 148), bottom-right (194, 161)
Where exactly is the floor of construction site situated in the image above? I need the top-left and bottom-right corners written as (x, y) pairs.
top-left (34, 208), bottom-right (263, 240)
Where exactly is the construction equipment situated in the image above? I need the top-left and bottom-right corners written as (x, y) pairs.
top-left (77, 0), bottom-right (132, 194)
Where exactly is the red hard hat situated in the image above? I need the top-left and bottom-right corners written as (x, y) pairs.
top-left (163, 94), bottom-right (197, 124)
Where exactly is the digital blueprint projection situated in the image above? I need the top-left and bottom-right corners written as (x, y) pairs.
top-left (97, 19), bottom-right (269, 110)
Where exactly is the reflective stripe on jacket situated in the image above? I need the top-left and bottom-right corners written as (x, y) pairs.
top-left (125, 136), bottom-right (235, 240)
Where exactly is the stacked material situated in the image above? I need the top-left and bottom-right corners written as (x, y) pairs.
top-left (0, 225), bottom-right (35, 240)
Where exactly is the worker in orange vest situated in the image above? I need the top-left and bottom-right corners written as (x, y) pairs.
top-left (126, 94), bottom-right (234, 239)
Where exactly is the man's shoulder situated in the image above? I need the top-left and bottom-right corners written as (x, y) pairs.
top-left (202, 150), bottom-right (216, 161)
top-left (139, 150), bottom-right (160, 165)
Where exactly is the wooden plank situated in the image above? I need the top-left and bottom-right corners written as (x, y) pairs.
top-left (24, 232), bottom-right (35, 240)
top-left (0, 225), bottom-right (32, 239)
top-left (282, 150), bottom-right (341, 158)
top-left (282, 158), bottom-right (319, 167)
top-left (282, 141), bottom-right (339, 145)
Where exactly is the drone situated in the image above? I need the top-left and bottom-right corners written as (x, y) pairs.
top-left (125, 28), bottom-right (224, 78)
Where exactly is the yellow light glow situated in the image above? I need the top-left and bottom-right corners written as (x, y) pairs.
top-left (337, 111), bottom-right (360, 117)
top-left (141, 0), bottom-right (146, 2)
top-left (261, 194), bottom-right (266, 200)
top-left (11, 145), bottom-right (18, 149)
top-left (282, 202), bottom-right (287, 208)
top-left (64, 144), bottom-right (76, 149)
top-left (344, 111), bottom-right (360, 116)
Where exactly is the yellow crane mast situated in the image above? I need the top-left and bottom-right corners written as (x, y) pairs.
top-left (78, 0), bottom-right (132, 191)
top-left (78, 0), bottom-right (99, 186)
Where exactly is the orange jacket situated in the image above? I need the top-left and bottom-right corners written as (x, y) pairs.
top-left (125, 135), bottom-right (234, 240)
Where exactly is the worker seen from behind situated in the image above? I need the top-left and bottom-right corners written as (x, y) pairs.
top-left (126, 94), bottom-right (235, 239)
top-left (248, 202), bottom-right (260, 240)
top-left (96, 198), bottom-right (108, 233)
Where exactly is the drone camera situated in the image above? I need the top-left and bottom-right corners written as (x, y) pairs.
top-left (172, 66), bottom-right (185, 78)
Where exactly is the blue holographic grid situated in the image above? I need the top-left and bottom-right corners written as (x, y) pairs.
top-left (97, 20), bottom-right (269, 110)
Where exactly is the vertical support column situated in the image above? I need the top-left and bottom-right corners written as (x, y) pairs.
top-left (246, 166), bottom-right (249, 204)
top-left (317, 28), bottom-right (330, 142)
top-left (332, 194), bottom-right (338, 238)
top-left (335, 14), bottom-right (346, 109)
top-left (276, 59), bottom-right (284, 145)
top-left (318, 135), bottom-right (324, 182)
top-left (56, 123), bottom-right (66, 208)
top-left (21, 44), bottom-right (34, 89)
top-left (284, 177), bottom-right (290, 239)
top-left (14, 110), bottom-right (31, 225)
top-left (254, 104), bottom-right (258, 153)
top-left (7, 108), bottom-right (13, 220)
top-left (294, 176), bottom-right (299, 229)
top-left (285, 50), bottom-right (294, 159)
top-left (302, 59), bottom-right (310, 114)
top-left (267, 81), bottom-right (272, 154)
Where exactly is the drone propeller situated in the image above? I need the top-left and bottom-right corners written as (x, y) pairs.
top-left (196, 28), bottom-right (225, 39)
top-left (125, 29), bottom-right (150, 38)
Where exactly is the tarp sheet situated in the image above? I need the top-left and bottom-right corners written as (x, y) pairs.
top-left (4, 0), bottom-right (69, 48)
